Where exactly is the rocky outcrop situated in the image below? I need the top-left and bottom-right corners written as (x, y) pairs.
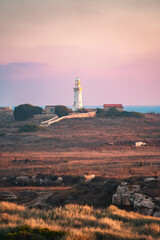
top-left (112, 181), bottom-right (157, 216)
top-left (134, 193), bottom-right (155, 215)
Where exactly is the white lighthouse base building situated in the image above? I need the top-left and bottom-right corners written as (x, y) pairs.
top-left (72, 77), bottom-right (83, 111)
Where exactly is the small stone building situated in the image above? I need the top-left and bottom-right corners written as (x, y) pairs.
top-left (45, 105), bottom-right (55, 114)
top-left (103, 104), bottom-right (124, 111)
top-left (0, 107), bottom-right (12, 111)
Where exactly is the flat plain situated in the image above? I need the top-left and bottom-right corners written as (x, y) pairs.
top-left (0, 113), bottom-right (160, 179)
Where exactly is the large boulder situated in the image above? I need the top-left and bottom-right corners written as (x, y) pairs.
top-left (112, 183), bottom-right (141, 207)
top-left (133, 193), bottom-right (155, 215)
top-left (112, 182), bottom-right (156, 215)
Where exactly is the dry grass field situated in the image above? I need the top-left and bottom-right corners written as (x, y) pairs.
top-left (0, 201), bottom-right (160, 240)
top-left (0, 114), bottom-right (160, 239)
top-left (0, 114), bottom-right (160, 178)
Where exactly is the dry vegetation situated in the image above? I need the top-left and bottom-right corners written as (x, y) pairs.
top-left (0, 201), bottom-right (160, 240)
top-left (0, 113), bottom-right (160, 178)
top-left (0, 113), bottom-right (160, 239)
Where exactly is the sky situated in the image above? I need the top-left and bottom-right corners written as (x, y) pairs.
top-left (0, 0), bottom-right (160, 106)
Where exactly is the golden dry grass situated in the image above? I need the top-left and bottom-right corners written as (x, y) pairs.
top-left (0, 201), bottom-right (160, 239)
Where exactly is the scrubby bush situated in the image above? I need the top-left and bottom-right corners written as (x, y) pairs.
top-left (18, 123), bottom-right (44, 133)
top-left (77, 108), bottom-right (88, 113)
top-left (0, 225), bottom-right (66, 240)
top-left (14, 104), bottom-right (42, 121)
top-left (96, 108), bottom-right (105, 117)
top-left (55, 105), bottom-right (69, 117)
top-left (96, 107), bottom-right (144, 118)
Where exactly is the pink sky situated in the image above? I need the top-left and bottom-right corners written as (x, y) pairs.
top-left (0, 0), bottom-right (160, 106)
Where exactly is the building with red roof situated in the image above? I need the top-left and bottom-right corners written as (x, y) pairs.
top-left (103, 104), bottom-right (124, 111)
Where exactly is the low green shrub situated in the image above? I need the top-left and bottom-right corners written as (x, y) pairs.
top-left (96, 108), bottom-right (144, 118)
top-left (77, 108), bottom-right (88, 113)
top-left (96, 108), bottom-right (105, 117)
top-left (14, 104), bottom-right (42, 121)
top-left (18, 124), bottom-right (44, 133)
top-left (0, 225), bottom-right (66, 240)
top-left (55, 105), bottom-right (69, 117)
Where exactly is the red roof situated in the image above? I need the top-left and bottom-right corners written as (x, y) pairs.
top-left (103, 104), bottom-right (123, 107)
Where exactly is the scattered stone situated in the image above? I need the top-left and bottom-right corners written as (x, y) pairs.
top-left (81, 174), bottom-right (95, 183)
top-left (56, 177), bottom-right (63, 183)
top-left (16, 176), bottom-right (30, 185)
top-left (32, 175), bottom-right (37, 183)
top-left (0, 192), bottom-right (17, 200)
top-left (39, 178), bottom-right (43, 185)
top-left (144, 177), bottom-right (156, 183)
top-left (1, 177), bottom-right (7, 181)
top-left (153, 212), bottom-right (160, 218)
top-left (43, 178), bottom-right (48, 183)
top-left (135, 142), bottom-right (146, 147)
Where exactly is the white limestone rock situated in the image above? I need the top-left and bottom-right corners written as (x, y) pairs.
top-left (134, 193), bottom-right (155, 215)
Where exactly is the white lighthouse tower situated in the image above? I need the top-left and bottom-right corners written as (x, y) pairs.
top-left (72, 77), bottom-right (83, 111)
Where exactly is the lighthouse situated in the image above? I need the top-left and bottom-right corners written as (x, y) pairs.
top-left (72, 77), bottom-right (83, 111)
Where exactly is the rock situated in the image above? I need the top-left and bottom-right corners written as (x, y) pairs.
top-left (56, 177), bottom-right (63, 183)
top-left (1, 177), bottom-right (7, 181)
top-left (134, 193), bottom-right (155, 215)
top-left (135, 142), bottom-right (146, 147)
top-left (116, 185), bottom-right (128, 194)
top-left (121, 182), bottom-right (127, 186)
top-left (16, 176), bottom-right (30, 185)
top-left (39, 178), bottom-right (43, 185)
top-left (153, 212), bottom-right (160, 218)
top-left (43, 178), bottom-right (48, 183)
top-left (116, 184), bottom-right (140, 195)
top-left (112, 194), bottom-right (121, 205)
top-left (0, 192), bottom-right (17, 200)
top-left (144, 177), bottom-right (156, 183)
top-left (81, 174), bottom-right (95, 183)
top-left (155, 197), bottom-right (160, 202)
top-left (121, 194), bottom-right (132, 206)
top-left (31, 175), bottom-right (37, 183)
